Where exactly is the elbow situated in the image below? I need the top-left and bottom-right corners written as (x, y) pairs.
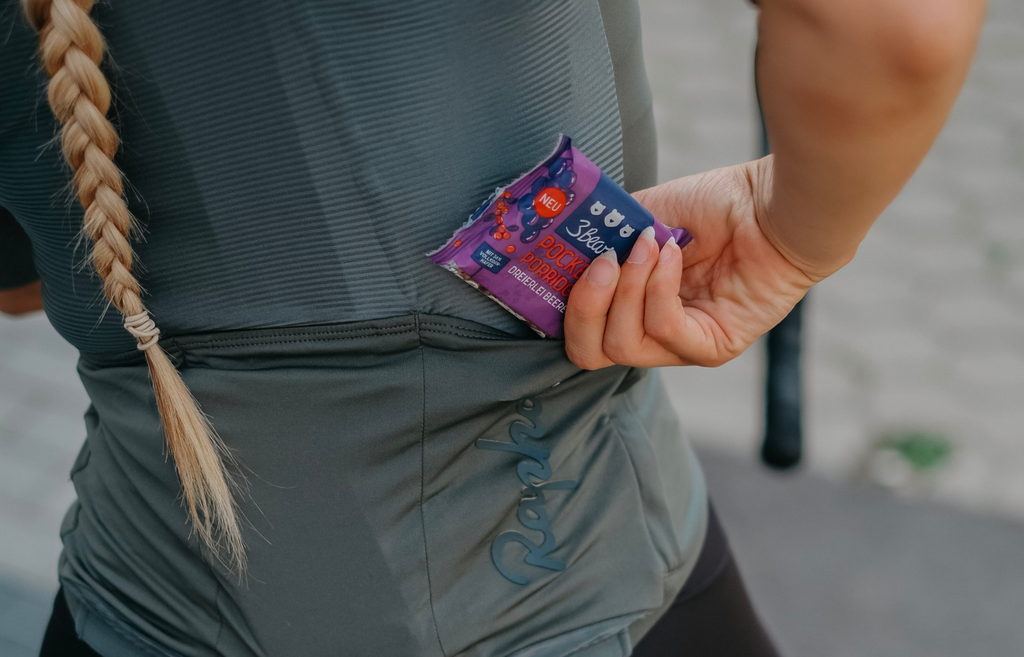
top-left (768, 0), bottom-right (986, 82)
top-left (0, 281), bottom-right (44, 316)
top-left (880, 0), bottom-right (985, 82)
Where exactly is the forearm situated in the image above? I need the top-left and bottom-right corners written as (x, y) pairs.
top-left (755, 0), bottom-right (986, 278)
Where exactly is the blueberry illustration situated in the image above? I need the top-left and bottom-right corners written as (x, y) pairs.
top-left (531, 176), bottom-right (551, 194)
top-left (517, 193), bottom-right (536, 213)
top-left (539, 216), bottom-right (554, 230)
top-left (548, 158), bottom-right (568, 178)
top-left (520, 227), bottom-right (540, 243)
top-left (522, 211), bottom-right (541, 227)
top-left (554, 169), bottom-right (576, 190)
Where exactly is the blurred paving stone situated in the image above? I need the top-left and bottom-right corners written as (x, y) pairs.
top-left (0, 576), bottom-right (52, 657)
top-left (701, 447), bottom-right (1024, 657)
top-left (0, 312), bottom-right (88, 652)
top-left (642, 0), bottom-right (1024, 521)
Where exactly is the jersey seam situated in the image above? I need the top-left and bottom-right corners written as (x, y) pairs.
top-left (418, 328), bottom-right (515, 342)
top-left (417, 322), bottom-right (515, 339)
top-left (212, 581), bottom-right (227, 652)
top-left (83, 315), bottom-right (522, 363)
top-left (416, 313), bottom-right (448, 657)
top-left (171, 325), bottom-right (416, 350)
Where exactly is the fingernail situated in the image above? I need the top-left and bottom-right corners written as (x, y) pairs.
top-left (586, 249), bottom-right (618, 286)
top-left (662, 236), bottom-right (677, 259)
top-left (626, 226), bottom-right (656, 264)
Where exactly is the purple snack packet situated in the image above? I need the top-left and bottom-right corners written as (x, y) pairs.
top-left (428, 136), bottom-right (692, 338)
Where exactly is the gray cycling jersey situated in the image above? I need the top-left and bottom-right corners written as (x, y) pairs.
top-left (1, 1), bottom-right (708, 655)
top-left (65, 318), bottom-right (706, 656)
top-left (0, 0), bottom-right (657, 353)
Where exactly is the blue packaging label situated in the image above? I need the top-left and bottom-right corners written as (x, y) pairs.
top-left (472, 242), bottom-right (510, 273)
top-left (554, 172), bottom-right (656, 263)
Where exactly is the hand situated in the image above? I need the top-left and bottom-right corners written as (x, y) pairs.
top-left (563, 157), bottom-right (818, 369)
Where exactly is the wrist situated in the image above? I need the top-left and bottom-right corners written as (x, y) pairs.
top-left (750, 156), bottom-right (862, 281)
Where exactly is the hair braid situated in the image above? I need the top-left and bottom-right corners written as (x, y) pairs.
top-left (23, 0), bottom-right (246, 575)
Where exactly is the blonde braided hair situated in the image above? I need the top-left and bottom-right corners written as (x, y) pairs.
top-left (22, 0), bottom-right (246, 574)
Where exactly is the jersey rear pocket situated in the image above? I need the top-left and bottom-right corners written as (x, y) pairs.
top-left (417, 324), bottom-right (682, 656)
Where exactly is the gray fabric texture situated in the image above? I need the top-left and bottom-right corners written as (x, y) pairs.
top-left (61, 315), bottom-right (707, 656)
top-left (597, 0), bottom-right (658, 192)
top-left (0, 0), bottom-right (656, 356)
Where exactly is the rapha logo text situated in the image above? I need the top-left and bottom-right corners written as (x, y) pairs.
top-left (476, 397), bottom-right (577, 585)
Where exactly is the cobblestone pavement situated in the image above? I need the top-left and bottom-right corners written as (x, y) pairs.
top-left (702, 448), bottom-right (1024, 657)
top-left (0, 313), bottom-right (87, 656)
top-left (2, 0), bottom-right (1023, 655)
top-left (643, 0), bottom-right (1024, 521)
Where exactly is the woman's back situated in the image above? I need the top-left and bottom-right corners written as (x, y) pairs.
top-left (1, 0), bottom-right (657, 355)
top-left (1, 2), bottom-right (708, 655)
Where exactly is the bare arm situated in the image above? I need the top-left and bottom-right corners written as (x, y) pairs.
top-left (757, 0), bottom-right (987, 277)
top-left (563, 0), bottom-right (986, 369)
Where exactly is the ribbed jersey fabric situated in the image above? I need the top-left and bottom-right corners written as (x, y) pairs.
top-left (0, 0), bottom-right (657, 356)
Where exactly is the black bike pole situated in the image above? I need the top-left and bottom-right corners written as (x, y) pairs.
top-left (763, 297), bottom-right (805, 468)
top-left (757, 61), bottom-right (804, 470)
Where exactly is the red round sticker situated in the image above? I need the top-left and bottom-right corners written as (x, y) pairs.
top-left (533, 187), bottom-right (567, 219)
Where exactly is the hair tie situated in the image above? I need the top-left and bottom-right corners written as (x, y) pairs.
top-left (124, 311), bottom-right (160, 350)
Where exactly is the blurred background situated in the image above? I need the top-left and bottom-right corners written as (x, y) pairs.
top-left (2, 0), bottom-right (1023, 655)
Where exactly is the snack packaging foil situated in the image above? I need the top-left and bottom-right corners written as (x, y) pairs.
top-left (428, 136), bottom-right (692, 338)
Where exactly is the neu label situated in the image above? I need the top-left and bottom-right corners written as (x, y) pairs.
top-left (533, 187), bottom-right (566, 219)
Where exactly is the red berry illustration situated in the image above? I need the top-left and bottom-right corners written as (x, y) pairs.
top-left (496, 216), bottom-right (504, 225)
top-left (506, 245), bottom-right (515, 254)
top-left (454, 239), bottom-right (462, 247)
